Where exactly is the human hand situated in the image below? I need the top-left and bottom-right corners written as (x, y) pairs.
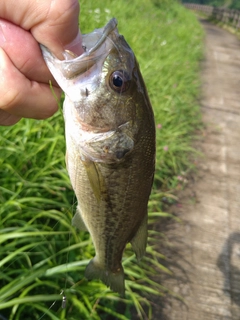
top-left (0, 0), bottom-right (83, 126)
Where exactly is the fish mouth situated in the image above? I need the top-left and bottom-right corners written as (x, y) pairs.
top-left (41, 18), bottom-right (118, 80)
top-left (82, 18), bottom-right (117, 55)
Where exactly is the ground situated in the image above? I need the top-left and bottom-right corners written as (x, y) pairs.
top-left (152, 18), bottom-right (240, 320)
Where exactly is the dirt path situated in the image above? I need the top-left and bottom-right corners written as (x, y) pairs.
top-left (155, 19), bottom-right (240, 320)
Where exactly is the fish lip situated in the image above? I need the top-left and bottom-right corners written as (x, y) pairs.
top-left (84, 18), bottom-right (118, 55)
top-left (40, 18), bottom-right (118, 80)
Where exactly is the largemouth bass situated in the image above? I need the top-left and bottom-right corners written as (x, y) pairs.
top-left (41, 18), bottom-right (155, 296)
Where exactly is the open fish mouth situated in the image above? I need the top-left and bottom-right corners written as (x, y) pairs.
top-left (41, 18), bottom-right (118, 80)
top-left (81, 18), bottom-right (117, 55)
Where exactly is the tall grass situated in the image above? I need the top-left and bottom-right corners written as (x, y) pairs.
top-left (0, 1), bottom-right (203, 319)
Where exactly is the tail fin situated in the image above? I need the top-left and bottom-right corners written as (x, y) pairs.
top-left (85, 257), bottom-right (125, 297)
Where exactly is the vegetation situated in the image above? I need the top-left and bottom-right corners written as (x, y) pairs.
top-left (183, 0), bottom-right (240, 9)
top-left (0, 0), bottom-right (203, 319)
top-left (184, 0), bottom-right (226, 5)
top-left (229, 0), bottom-right (240, 9)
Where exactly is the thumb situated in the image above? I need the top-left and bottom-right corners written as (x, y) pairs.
top-left (0, 0), bottom-right (84, 58)
top-left (31, 0), bottom-right (84, 57)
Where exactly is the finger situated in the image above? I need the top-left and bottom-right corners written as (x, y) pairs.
top-left (0, 19), bottom-right (58, 86)
top-left (31, 0), bottom-right (84, 56)
top-left (0, 109), bottom-right (21, 126)
top-left (0, 47), bottom-right (61, 119)
top-left (0, 0), bottom-right (84, 57)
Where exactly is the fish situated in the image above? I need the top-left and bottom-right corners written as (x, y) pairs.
top-left (41, 18), bottom-right (155, 296)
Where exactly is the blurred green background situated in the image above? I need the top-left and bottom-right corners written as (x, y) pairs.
top-left (0, 1), bottom-right (203, 319)
top-left (182, 0), bottom-right (240, 10)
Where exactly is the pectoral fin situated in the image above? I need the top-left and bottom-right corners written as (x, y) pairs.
top-left (81, 158), bottom-right (107, 203)
top-left (130, 214), bottom-right (148, 260)
top-left (72, 206), bottom-right (88, 231)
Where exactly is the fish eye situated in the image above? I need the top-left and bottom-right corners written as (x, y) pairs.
top-left (109, 70), bottom-right (130, 93)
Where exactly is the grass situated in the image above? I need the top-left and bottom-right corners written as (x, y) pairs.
top-left (0, 1), bottom-right (203, 319)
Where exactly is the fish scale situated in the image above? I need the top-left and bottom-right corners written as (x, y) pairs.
top-left (41, 18), bottom-right (155, 296)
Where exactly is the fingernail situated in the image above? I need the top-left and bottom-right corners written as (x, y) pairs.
top-left (0, 21), bottom-right (6, 47)
top-left (64, 31), bottom-right (84, 56)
